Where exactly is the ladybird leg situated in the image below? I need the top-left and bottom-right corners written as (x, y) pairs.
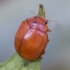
top-left (48, 39), bottom-right (49, 42)
top-left (40, 56), bottom-right (43, 59)
top-left (39, 50), bottom-right (45, 59)
top-left (47, 35), bottom-right (49, 42)
top-left (47, 28), bottom-right (52, 32)
top-left (42, 50), bottom-right (45, 54)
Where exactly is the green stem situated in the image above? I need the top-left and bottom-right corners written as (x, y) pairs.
top-left (0, 4), bottom-right (46, 70)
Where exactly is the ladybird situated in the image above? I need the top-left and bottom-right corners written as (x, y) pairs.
top-left (14, 16), bottom-right (51, 60)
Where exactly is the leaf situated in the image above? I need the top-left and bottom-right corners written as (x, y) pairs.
top-left (0, 53), bottom-right (41, 70)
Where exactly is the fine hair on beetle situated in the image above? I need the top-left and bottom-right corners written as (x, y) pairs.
top-left (31, 11), bottom-right (57, 23)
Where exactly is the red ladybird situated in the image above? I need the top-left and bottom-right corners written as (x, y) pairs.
top-left (14, 16), bottom-right (51, 60)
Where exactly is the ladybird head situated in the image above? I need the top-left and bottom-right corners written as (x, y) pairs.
top-left (28, 16), bottom-right (50, 32)
top-left (28, 16), bottom-right (48, 25)
top-left (30, 11), bottom-right (48, 25)
top-left (36, 16), bottom-right (48, 25)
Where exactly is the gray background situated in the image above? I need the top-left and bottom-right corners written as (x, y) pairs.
top-left (0, 0), bottom-right (70, 70)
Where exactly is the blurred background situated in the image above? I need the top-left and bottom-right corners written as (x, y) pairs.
top-left (0, 0), bottom-right (70, 70)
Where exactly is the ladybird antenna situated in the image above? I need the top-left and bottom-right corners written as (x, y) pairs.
top-left (31, 11), bottom-right (57, 22)
top-left (48, 20), bottom-right (57, 22)
top-left (31, 11), bottom-right (37, 16)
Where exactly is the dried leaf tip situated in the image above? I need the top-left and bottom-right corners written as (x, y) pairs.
top-left (38, 4), bottom-right (46, 18)
top-left (39, 4), bottom-right (44, 9)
